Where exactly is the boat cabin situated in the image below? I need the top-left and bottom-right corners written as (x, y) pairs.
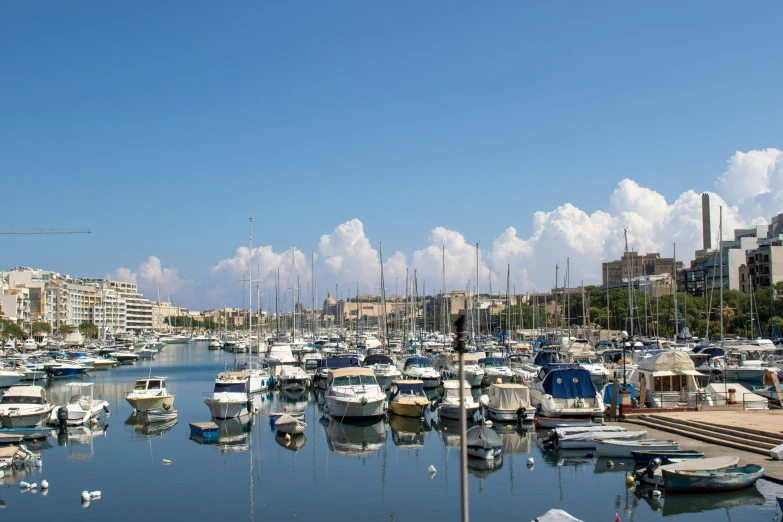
top-left (132, 377), bottom-right (167, 392)
top-left (389, 379), bottom-right (426, 400)
top-left (327, 367), bottom-right (379, 388)
top-left (214, 372), bottom-right (250, 393)
top-left (403, 357), bottom-right (433, 370)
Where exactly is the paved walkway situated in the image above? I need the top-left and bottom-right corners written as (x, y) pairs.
top-left (609, 410), bottom-right (783, 484)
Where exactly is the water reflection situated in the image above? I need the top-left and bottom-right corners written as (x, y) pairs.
top-left (323, 417), bottom-right (387, 456)
top-left (275, 432), bottom-right (307, 452)
top-left (467, 455), bottom-right (504, 478)
top-left (652, 487), bottom-right (765, 516)
top-left (389, 414), bottom-right (431, 448)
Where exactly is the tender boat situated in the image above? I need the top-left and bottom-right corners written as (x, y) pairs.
top-left (203, 372), bottom-right (251, 419)
top-left (556, 430), bottom-right (647, 449)
top-left (389, 379), bottom-right (430, 418)
top-left (438, 380), bottom-right (480, 421)
top-left (144, 406), bottom-right (178, 424)
top-left (631, 449), bottom-right (704, 463)
top-left (276, 365), bottom-right (312, 391)
top-left (49, 383), bottom-right (110, 426)
top-left (324, 367), bottom-right (388, 420)
top-left (635, 455), bottom-right (740, 486)
top-left (465, 425), bottom-right (503, 460)
top-left (663, 464), bottom-right (764, 492)
top-left (594, 438), bottom-right (679, 458)
top-left (479, 383), bottom-right (533, 423)
top-left (0, 385), bottom-right (54, 428)
top-left (125, 377), bottom-right (175, 412)
top-left (529, 365), bottom-right (604, 421)
top-left (275, 413), bottom-right (306, 435)
top-left (402, 357), bottom-right (441, 388)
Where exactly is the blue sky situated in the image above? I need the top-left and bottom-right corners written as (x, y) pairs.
top-left (2, 3), bottom-right (782, 310)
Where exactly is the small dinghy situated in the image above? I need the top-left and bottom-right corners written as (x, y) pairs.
top-left (144, 406), bottom-right (178, 424)
top-left (275, 413), bottom-right (306, 435)
top-left (270, 411), bottom-right (305, 421)
top-left (663, 464), bottom-right (765, 492)
top-left (465, 425), bottom-right (503, 460)
top-left (635, 455), bottom-right (740, 486)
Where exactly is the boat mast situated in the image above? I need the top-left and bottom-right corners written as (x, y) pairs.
top-left (673, 243), bottom-right (678, 339)
top-left (606, 264), bottom-right (610, 331)
top-left (506, 264), bottom-right (510, 347)
top-left (566, 257), bottom-right (571, 339)
top-left (442, 245), bottom-right (446, 339)
top-left (379, 242), bottom-right (389, 348)
top-left (249, 217), bottom-right (253, 358)
top-left (311, 251), bottom-right (316, 342)
top-left (624, 229), bottom-right (633, 337)
top-left (476, 243), bottom-right (480, 340)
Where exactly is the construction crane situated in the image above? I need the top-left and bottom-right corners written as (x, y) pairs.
top-left (0, 223), bottom-right (91, 235)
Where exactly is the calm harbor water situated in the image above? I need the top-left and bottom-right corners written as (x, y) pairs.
top-left (1, 343), bottom-right (782, 521)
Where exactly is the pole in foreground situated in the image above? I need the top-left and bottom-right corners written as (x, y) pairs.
top-left (455, 314), bottom-right (469, 522)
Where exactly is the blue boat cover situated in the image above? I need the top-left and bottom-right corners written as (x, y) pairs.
top-left (317, 358), bottom-right (358, 369)
top-left (603, 383), bottom-right (637, 405)
top-left (540, 367), bottom-right (597, 399)
top-left (396, 382), bottom-right (424, 392)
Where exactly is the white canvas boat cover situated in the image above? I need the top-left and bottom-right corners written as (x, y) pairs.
top-left (706, 383), bottom-right (768, 408)
top-left (637, 351), bottom-right (697, 373)
top-left (4, 385), bottom-right (46, 400)
top-left (487, 383), bottom-right (530, 409)
top-left (536, 509), bottom-right (583, 522)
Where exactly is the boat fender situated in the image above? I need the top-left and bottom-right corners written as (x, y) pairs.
top-left (651, 489), bottom-right (661, 498)
top-left (103, 404), bottom-right (110, 414)
top-left (625, 475), bottom-right (635, 487)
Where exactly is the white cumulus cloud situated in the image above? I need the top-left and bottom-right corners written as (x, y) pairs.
top-left (111, 256), bottom-right (195, 303)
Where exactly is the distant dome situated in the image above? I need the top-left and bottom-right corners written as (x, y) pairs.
top-left (323, 291), bottom-right (336, 308)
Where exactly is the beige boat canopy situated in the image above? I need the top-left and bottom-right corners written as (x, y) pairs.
top-left (486, 383), bottom-right (530, 409)
top-left (217, 371), bottom-right (251, 380)
top-left (328, 367), bottom-right (376, 379)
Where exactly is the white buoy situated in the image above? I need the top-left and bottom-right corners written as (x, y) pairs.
top-left (81, 491), bottom-right (90, 502)
top-left (29, 483), bottom-right (37, 490)
top-left (428, 465), bottom-right (437, 473)
top-left (41, 480), bottom-right (49, 489)
top-left (90, 491), bottom-right (101, 499)
top-left (485, 420), bottom-right (493, 428)
top-left (162, 459), bottom-right (172, 465)
top-left (652, 489), bottom-right (662, 498)
top-left (527, 457), bottom-right (534, 465)
top-left (19, 481), bottom-right (30, 490)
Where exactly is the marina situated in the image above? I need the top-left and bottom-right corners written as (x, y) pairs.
top-left (0, 341), bottom-right (781, 520)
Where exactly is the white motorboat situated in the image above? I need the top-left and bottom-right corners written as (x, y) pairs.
top-left (0, 367), bottom-right (23, 388)
top-left (49, 383), bottom-right (110, 426)
top-left (362, 354), bottom-right (401, 389)
top-left (208, 340), bottom-right (222, 350)
top-left (266, 344), bottom-right (297, 367)
top-left (594, 439), bottom-right (679, 458)
top-left (0, 385), bottom-right (54, 428)
top-left (479, 357), bottom-right (515, 385)
top-left (324, 367), bottom-right (388, 419)
top-left (125, 377), bottom-right (175, 411)
top-left (465, 425), bottom-right (503, 460)
top-left (203, 372), bottom-right (251, 419)
top-left (401, 356), bottom-right (441, 388)
top-left (529, 365), bottom-right (604, 421)
top-left (277, 365), bottom-right (312, 391)
top-left (137, 348), bottom-right (158, 360)
top-left (389, 379), bottom-right (430, 417)
top-left (556, 430), bottom-right (648, 449)
top-left (438, 380), bottom-right (480, 421)
top-left (238, 362), bottom-right (271, 394)
top-left (479, 383), bottom-right (533, 423)
top-left (441, 353), bottom-right (486, 387)
top-left (112, 351), bottom-right (139, 364)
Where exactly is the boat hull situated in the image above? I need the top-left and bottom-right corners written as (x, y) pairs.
top-left (0, 407), bottom-right (53, 428)
top-left (595, 440), bottom-right (679, 458)
top-left (439, 403), bottom-right (480, 421)
top-left (390, 401), bottom-right (428, 418)
top-left (466, 446), bottom-right (502, 460)
top-left (325, 397), bottom-right (387, 419)
top-left (663, 464), bottom-right (765, 492)
top-left (204, 398), bottom-right (248, 419)
top-left (484, 406), bottom-right (531, 423)
top-left (631, 450), bottom-right (705, 463)
top-left (126, 395), bottom-right (175, 412)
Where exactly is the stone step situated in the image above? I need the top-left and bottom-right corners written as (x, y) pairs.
top-left (640, 416), bottom-right (772, 451)
top-left (642, 415), bottom-right (783, 447)
top-left (625, 417), bottom-right (770, 456)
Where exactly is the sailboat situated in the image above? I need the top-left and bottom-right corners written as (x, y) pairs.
top-left (243, 217), bottom-right (271, 394)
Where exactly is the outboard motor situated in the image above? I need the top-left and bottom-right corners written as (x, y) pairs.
top-left (57, 406), bottom-right (69, 428)
top-left (516, 407), bottom-right (527, 424)
top-left (633, 457), bottom-right (663, 482)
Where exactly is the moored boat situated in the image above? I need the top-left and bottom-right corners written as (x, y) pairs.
top-left (631, 449), bottom-right (704, 463)
top-left (0, 385), bottom-right (54, 428)
top-left (48, 383), bottom-right (110, 426)
top-left (203, 372), bottom-right (251, 419)
top-left (594, 438), bottom-right (679, 458)
top-left (389, 379), bottom-right (430, 418)
top-left (324, 367), bottom-right (387, 420)
top-left (144, 407), bottom-right (177, 424)
top-left (438, 380), bottom-right (480, 421)
top-left (635, 455), bottom-right (740, 486)
top-left (465, 425), bottom-right (503, 460)
top-left (479, 383), bottom-right (532, 423)
top-left (125, 377), bottom-right (175, 412)
top-left (275, 413), bottom-right (306, 435)
top-left (663, 464), bottom-right (764, 492)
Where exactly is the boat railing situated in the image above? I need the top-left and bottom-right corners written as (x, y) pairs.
top-left (742, 392), bottom-right (771, 411)
top-left (644, 390), bottom-right (704, 409)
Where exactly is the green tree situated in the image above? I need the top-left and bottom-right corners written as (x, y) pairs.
top-left (78, 322), bottom-right (99, 339)
top-left (1, 320), bottom-right (27, 340)
top-left (58, 324), bottom-right (74, 336)
top-left (31, 321), bottom-right (52, 335)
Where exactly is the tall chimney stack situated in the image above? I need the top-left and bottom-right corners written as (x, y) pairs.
top-left (702, 193), bottom-right (712, 250)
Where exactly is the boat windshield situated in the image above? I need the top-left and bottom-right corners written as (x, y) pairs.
top-left (214, 382), bottom-right (247, 393)
top-left (483, 359), bottom-right (505, 368)
top-left (332, 375), bottom-right (377, 386)
top-left (0, 395), bottom-right (44, 405)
